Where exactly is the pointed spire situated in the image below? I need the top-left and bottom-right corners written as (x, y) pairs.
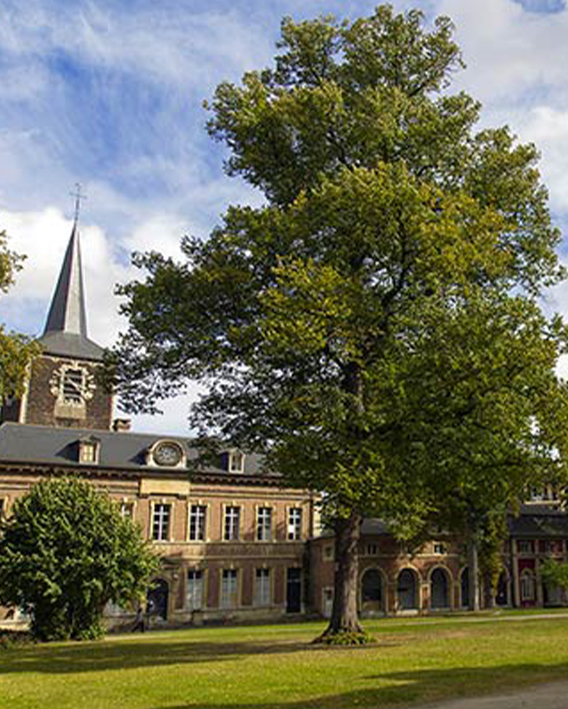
top-left (43, 224), bottom-right (88, 337)
top-left (39, 189), bottom-right (104, 362)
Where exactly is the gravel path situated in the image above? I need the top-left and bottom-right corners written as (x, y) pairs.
top-left (410, 680), bottom-right (568, 709)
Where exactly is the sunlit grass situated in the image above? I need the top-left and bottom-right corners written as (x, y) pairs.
top-left (2, 611), bottom-right (568, 709)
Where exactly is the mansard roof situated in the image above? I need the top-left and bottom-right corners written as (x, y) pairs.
top-left (0, 423), bottom-right (270, 480)
top-left (40, 224), bottom-right (105, 362)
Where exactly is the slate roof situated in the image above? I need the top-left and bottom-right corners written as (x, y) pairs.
top-left (508, 509), bottom-right (568, 538)
top-left (0, 422), bottom-right (267, 477)
top-left (40, 224), bottom-right (105, 362)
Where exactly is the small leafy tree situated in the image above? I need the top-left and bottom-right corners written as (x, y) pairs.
top-left (0, 478), bottom-right (158, 641)
top-left (0, 230), bottom-right (39, 401)
top-left (540, 559), bottom-right (568, 595)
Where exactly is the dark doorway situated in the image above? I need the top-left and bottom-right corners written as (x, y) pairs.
top-left (431, 568), bottom-right (449, 609)
top-left (397, 569), bottom-right (418, 610)
top-left (496, 571), bottom-right (508, 606)
top-left (147, 578), bottom-right (169, 620)
top-left (286, 568), bottom-right (302, 613)
top-left (361, 568), bottom-right (383, 612)
top-left (461, 568), bottom-right (470, 608)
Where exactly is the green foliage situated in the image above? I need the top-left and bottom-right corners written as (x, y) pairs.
top-left (313, 629), bottom-right (375, 646)
top-left (108, 5), bottom-right (568, 630)
top-left (540, 559), bottom-right (568, 591)
top-left (0, 478), bottom-right (159, 642)
top-left (0, 230), bottom-right (40, 401)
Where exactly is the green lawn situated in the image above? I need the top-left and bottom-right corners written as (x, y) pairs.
top-left (3, 612), bottom-right (568, 709)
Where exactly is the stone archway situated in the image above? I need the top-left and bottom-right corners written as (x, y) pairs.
top-left (430, 568), bottom-right (450, 610)
top-left (397, 568), bottom-right (419, 610)
top-left (147, 578), bottom-right (169, 620)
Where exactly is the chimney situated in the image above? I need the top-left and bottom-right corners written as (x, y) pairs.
top-left (112, 418), bottom-right (132, 432)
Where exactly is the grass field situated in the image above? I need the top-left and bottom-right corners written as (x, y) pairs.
top-left (3, 612), bottom-right (568, 709)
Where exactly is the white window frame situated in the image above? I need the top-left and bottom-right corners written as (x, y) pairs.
top-left (120, 501), bottom-right (134, 520)
top-left (224, 506), bottom-right (241, 541)
top-left (152, 502), bottom-right (172, 541)
top-left (254, 568), bottom-right (271, 607)
top-left (287, 507), bottom-right (302, 541)
top-left (229, 451), bottom-right (245, 473)
top-left (221, 569), bottom-right (239, 608)
top-left (256, 506), bottom-right (273, 542)
top-left (189, 504), bottom-right (207, 542)
top-left (187, 569), bottom-right (204, 610)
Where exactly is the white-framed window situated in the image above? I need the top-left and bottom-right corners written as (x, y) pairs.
top-left (287, 508), bottom-right (302, 541)
top-left (229, 451), bottom-right (245, 473)
top-left (254, 568), bottom-right (271, 606)
top-left (518, 540), bottom-right (534, 554)
top-left (365, 543), bottom-right (378, 556)
top-left (189, 504), bottom-right (207, 541)
top-left (79, 440), bottom-right (99, 464)
top-left (224, 506), bottom-right (241, 541)
top-left (221, 569), bottom-right (238, 608)
top-left (187, 569), bottom-right (203, 610)
top-left (433, 542), bottom-right (447, 555)
top-left (120, 501), bottom-right (134, 520)
top-left (521, 569), bottom-right (535, 601)
top-left (152, 503), bottom-right (171, 541)
top-left (256, 507), bottom-right (272, 541)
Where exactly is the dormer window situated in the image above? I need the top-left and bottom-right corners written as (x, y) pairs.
top-left (229, 451), bottom-right (245, 473)
top-left (78, 438), bottom-right (100, 464)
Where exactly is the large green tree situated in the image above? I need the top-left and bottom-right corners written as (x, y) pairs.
top-left (0, 230), bottom-right (39, 402)
top-left (108, 7), bottom-right (568, 639)
top-left (0, 478), bottom-right (158, 641)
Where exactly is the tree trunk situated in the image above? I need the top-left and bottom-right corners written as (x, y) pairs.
top-left (483, 572), bottom-right (495, 610)
top-left (467, 532), bottom-right (480, 612)
top-left (321, 511), bottom-right (364, 637)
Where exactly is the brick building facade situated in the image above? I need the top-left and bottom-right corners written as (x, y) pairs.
top-left (1, 221), bottom-right (567, 630)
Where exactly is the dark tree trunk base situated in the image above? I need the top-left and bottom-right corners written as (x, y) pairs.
top-left (313, 627), bottom-right (374, 646)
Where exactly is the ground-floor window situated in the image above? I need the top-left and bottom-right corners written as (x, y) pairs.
top-left (520, 569), bottom-right (535, 602)
top-left (254, 568), bottom-right (271, 606)
top-left (221, 569), bottom-right (239, 608)
top-left (430, 568), bottom-right (450, 609)
top-left (187, 570), bottom-right (203, 610)
top-left (361, 568), bottom-right (383, 611)
top-left (397, 569), bottom-right (418, 610)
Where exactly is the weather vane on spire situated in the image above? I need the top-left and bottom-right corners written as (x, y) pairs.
top-left (69, 183), bottom-right (87, 225)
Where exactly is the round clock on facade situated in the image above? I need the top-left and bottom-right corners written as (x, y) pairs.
top-left (153, 441), bottom-right (183, 467)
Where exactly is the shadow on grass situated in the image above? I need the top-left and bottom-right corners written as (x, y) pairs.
top-left (0, 634), bottom-right (401, 676)
top-left (146, 662), bottom-right (568, 709)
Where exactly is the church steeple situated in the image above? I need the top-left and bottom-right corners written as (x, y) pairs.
top-left (39, 193), bottom-right (104, 362)
top-left (43, 224), bottom-right (88, 338)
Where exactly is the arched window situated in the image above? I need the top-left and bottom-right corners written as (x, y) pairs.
top-left (520, 569), bottom-right (535, 602)
top-left (431, 568), bottom-right (450, 609)
top-left (397, 569), bottom-right (418, 610)
top-left (361, 568), bottom-right (383, 611)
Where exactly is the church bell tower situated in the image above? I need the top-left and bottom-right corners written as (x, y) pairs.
top-left (1, 200), bottom-right (113, 430)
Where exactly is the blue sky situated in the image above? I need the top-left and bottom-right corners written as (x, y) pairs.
top-left (1, 0), bottom-right (568, 432)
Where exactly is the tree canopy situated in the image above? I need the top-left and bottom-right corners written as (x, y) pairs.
top-left (0, 478), bottom-right (158, 641)
top-left (0, 230), bottom-right (40, 402)
top-left (108, 6), bottom-right (568, 638)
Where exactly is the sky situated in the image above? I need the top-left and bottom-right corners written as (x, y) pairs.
top-left (1, 0), bottom-right (568, 433)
